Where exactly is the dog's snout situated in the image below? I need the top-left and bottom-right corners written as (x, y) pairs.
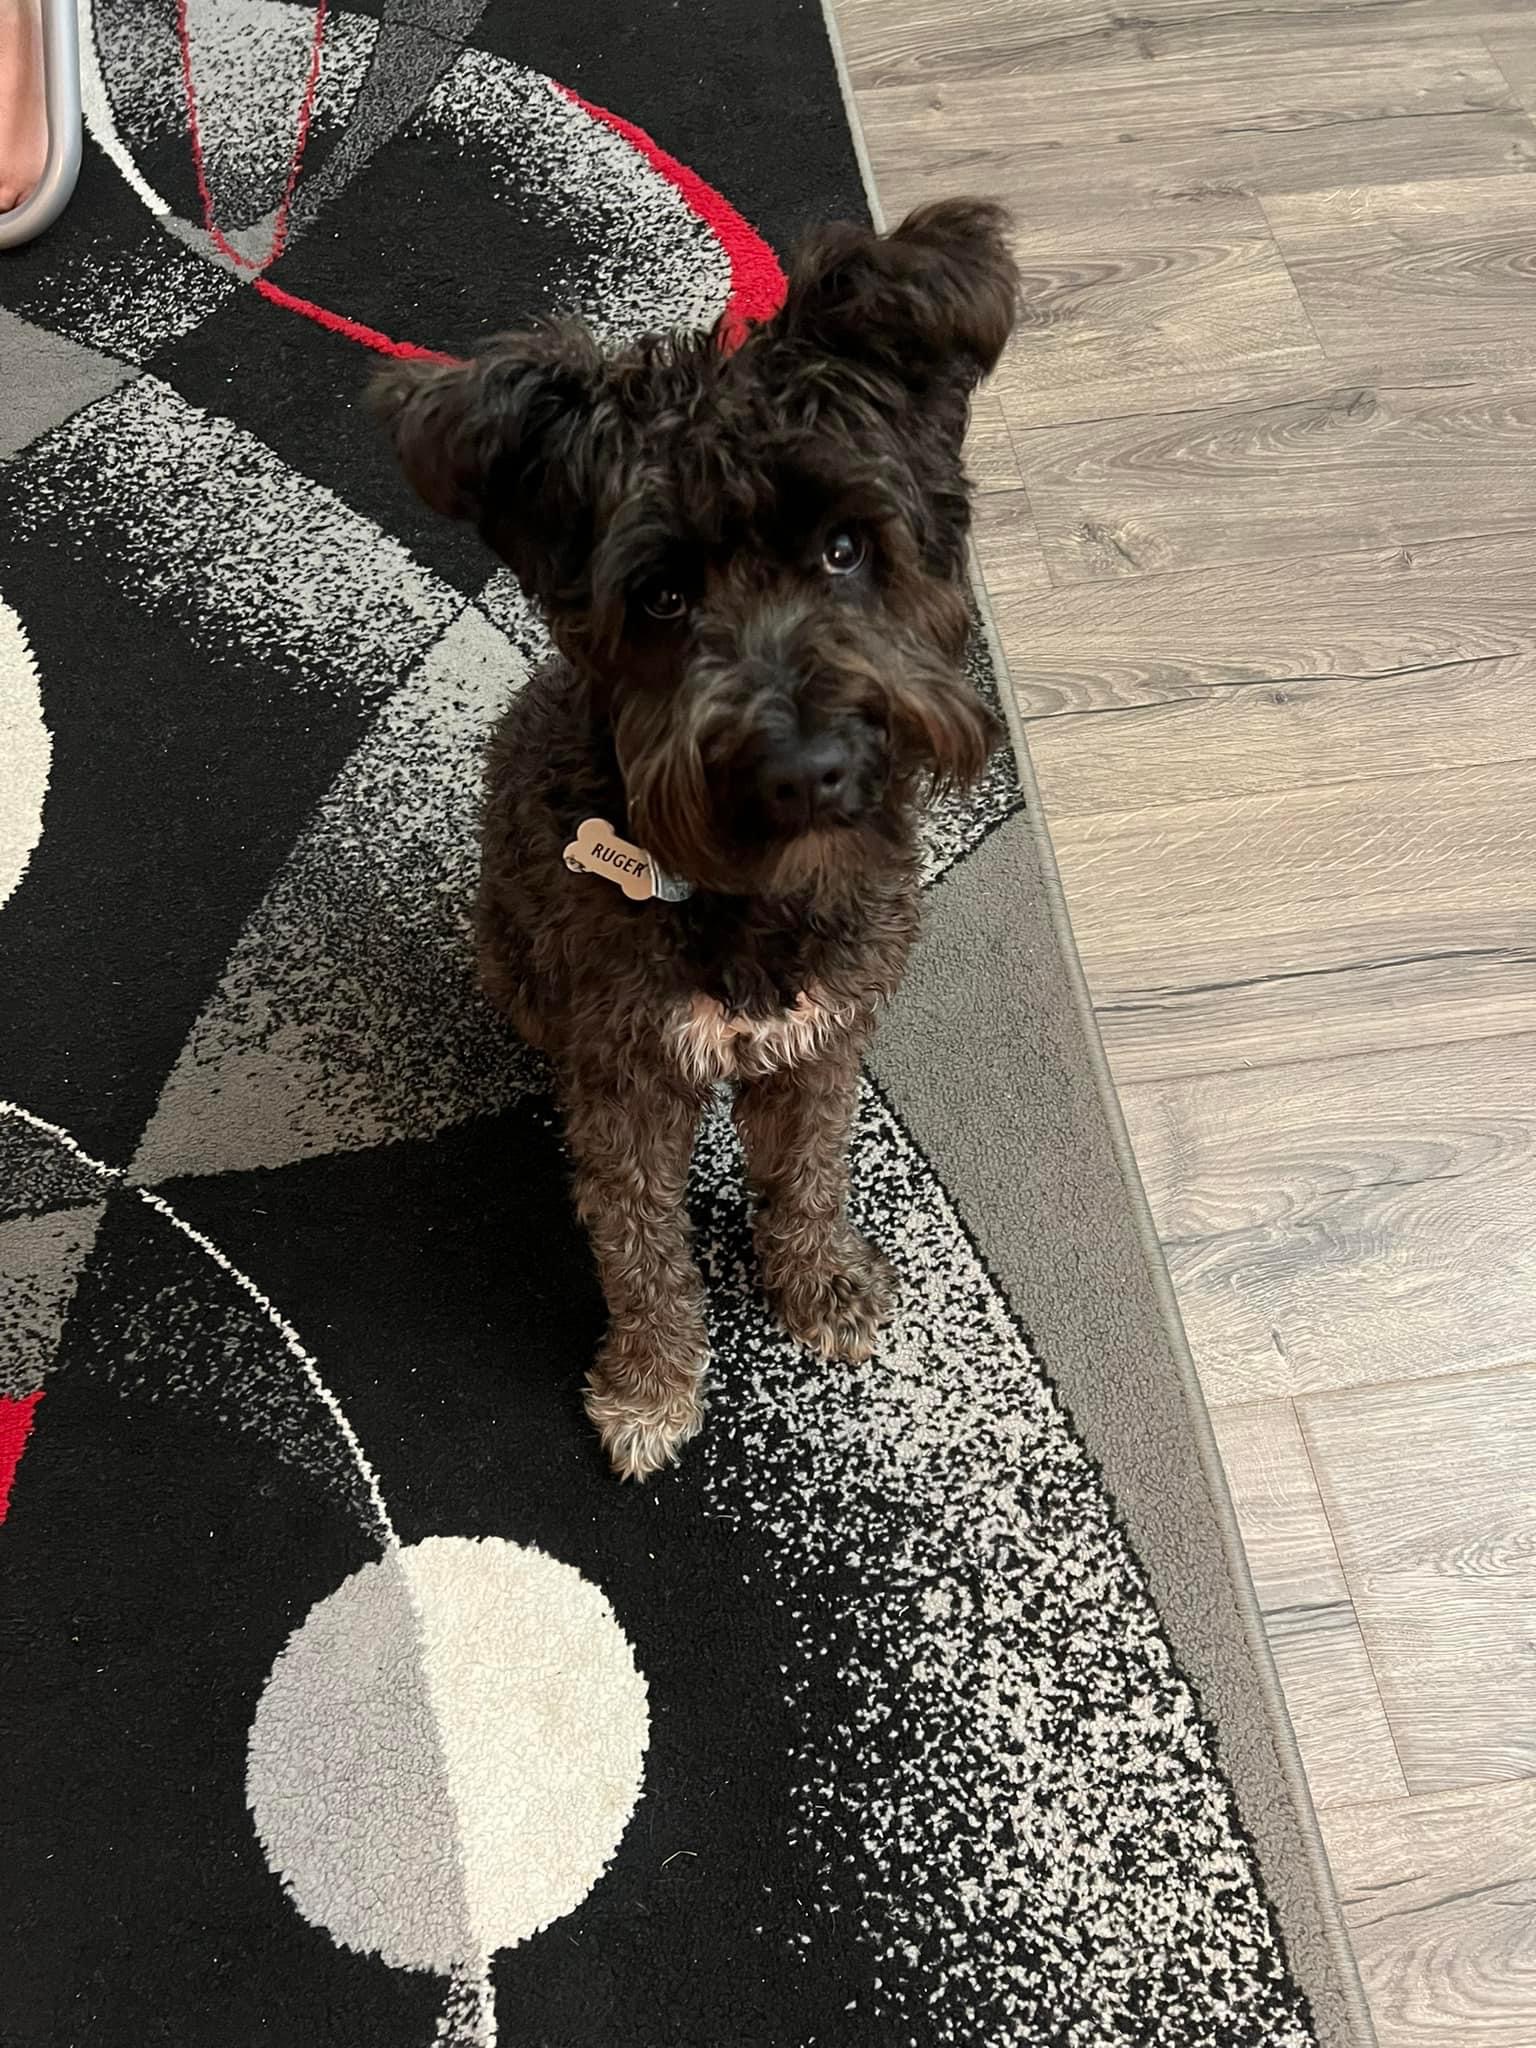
top-left (755, 731), bottom-right (853, 833)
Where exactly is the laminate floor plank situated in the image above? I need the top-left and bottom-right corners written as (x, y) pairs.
top-left (835, 0), bottom-right (1534, 91)
top-left (1209, 1398), bottom-right (1408, 1810)
top-left (998, 343), bottom-right (1536, 440)
top-left (1024, 651), bottom-right (1536, 814)
top-left (1008, 377), bottom-right (1536, 585)
top-left (986, 531), bottom-right (1536, 719)
top-left (1299, 1366), bottom-right (1536, 1794)
top-left (1099, 949), bottom-right (1536, 1089)
top-left (959, 188), bottom-right (1328, 423)
top-left (971, 488), bottom-right (1054, 646)
top-left (1266, 175), bottom-right (1536, 358)
top-left (867, 114), bottom-right (1536, 241)
top-left (864, 38), bottom-right (1515, 157)
top-left (1119, 1033), bottom-right (1536, 1404)
top-left (1320, 1779), bottom-right (1536, 2046)
top-left (860, 93), bottom-right (1536, 436)
top-left (965, 384), bottom-right (1022, 495)
top-left (1049, 759), bottom-right (1536, 1076)
top-left (1486, 31), bottom-right (1536, 114)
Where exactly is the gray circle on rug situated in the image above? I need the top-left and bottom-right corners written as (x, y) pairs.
top-left (246, 1535), bottom-right (649, 1975)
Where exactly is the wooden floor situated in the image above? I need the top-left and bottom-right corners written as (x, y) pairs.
top-left (832, 4), bottom-right (1536, 2042)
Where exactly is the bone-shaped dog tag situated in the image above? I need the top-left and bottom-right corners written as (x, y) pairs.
top-left (562, 818), bottom-right (659, 901)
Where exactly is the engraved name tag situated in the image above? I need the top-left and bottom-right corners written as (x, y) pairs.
top-left (562, 818), bottom-right (681, 902)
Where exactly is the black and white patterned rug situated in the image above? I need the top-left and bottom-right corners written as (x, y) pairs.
top-left (0, 1), bottom-right (1330, 2041)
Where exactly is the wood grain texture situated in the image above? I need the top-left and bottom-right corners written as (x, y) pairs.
top-left (1015, 643), bottom-right (1536, 811)
top-left (1026, 654), bottom-right (1536, 815)
top-left (858, 43), bottom-right (1536, 432)
top-left (1266, 175), bottom-right (1536, 358)
top-left (1210, 1399), bottom-right (1407, 1809)
top-left (1093, 949), bottom-right (1536, 1090)
top-left (965, 384), bottom-right (1021, 495)
top-left (1010, 377), bottom-right (1536, 584)
top-left (870, 109), bottom-right (1535, 229)
top-left (1320, 1778), bottom-right (1536, 2046)
top-left (1119, 1033), bottom-right (1536, 1404)
top-left (1045, 760), bottom-right (1536, 1078)
top-left (994, 531), bottom-right (1536, 719)
top-left (997, 526), bottom-right (1536, 1084)
top-left (971, 489), bottom-right (1051, 647)
top-left (976, 190), bottom-right (1325, 421)
top-left (858, 33), bottom-right (1536, 432)
top-left (1299, 1366), bottom-right (1536, 1794)
top-left (1487, 32), bottom-right (1536, 114)
top-left (835, 0), bottom-right (1535, 90)
top-left (998, 344), bottom-right (1536, 439)
top-left (865, 38), bottom-right (1515, 154)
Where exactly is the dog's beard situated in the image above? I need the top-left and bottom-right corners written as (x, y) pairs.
top-left (614, 623), bottom-right (995, 899)
top-left (750, 820), bottom-right (895, 897)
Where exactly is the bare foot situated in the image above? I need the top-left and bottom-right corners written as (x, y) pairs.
top-left (0, 0), bottom-right (47, 215)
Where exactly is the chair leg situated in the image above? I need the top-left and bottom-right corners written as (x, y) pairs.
top-left (0, 0), bottom-right (81, 251)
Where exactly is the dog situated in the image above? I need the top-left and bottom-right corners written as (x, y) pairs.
top-left (373, 198), bottom-right (1019, 1480)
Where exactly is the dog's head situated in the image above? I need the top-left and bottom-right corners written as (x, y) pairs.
top-left (373, 199), bottom-right (1017, 893)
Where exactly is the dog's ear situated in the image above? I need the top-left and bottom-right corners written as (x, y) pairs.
top-left (370, 326), bottom-right (605, 593)
top-left (775, 199), bottom-right (1017, 390)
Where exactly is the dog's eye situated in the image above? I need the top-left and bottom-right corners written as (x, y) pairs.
top-left (821, 529), bottom-right (867, 577)
top-left (639, 583), bottom-right (689, 623)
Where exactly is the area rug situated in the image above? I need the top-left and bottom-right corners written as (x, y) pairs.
top-left (0, 1), bottom-right (1372, 2043)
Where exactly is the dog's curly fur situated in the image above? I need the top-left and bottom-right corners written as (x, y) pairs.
top-left (374, 199), bottom-right (1019, 1479)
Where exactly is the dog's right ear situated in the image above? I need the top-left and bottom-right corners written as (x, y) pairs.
top-left (776, 199), bottom-right (1018, 393)
top-left (370, 326), bottom-right (604, 586)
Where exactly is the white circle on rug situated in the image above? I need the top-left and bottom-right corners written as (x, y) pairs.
top-left (0, 597), bottom-right (51, 911)
top-left (247, 1535), bottom-right (648, 1974)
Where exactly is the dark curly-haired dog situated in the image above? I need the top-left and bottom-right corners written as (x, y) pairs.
top-left (374, 198), bottom-right (1018, 1479)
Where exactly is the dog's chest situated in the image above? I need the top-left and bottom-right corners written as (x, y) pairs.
top-left (668, 989), bottom-right (848, 1083)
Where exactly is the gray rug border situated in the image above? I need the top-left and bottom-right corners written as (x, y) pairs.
top-left (971, 580), bottom-right (1378, 2048)
top-left (813, 5), bottom-right (1378, 2042)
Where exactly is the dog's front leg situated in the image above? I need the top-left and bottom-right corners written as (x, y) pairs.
top-left (565, 1065), bottom-right (710, 1481)
top-left (734, 1045), bottom-right (895, 1362)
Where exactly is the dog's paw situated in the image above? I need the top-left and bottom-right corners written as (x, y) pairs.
top-left (771, 1233), bottom-right (896, 1363)
top-left (584, 1352), bottom-right (707, 1482)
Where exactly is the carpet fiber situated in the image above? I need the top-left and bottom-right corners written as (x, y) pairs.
top-left (0, 1), bottom-right (1369, 2042)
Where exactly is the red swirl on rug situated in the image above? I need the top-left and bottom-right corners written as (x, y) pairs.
top-left (0, 1390), bottom-right (41, 1525)
top-left (172, 0), bottom-right (785, 360)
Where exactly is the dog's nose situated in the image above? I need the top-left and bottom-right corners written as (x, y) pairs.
top-left (755, 733), bottom-right (853, 833)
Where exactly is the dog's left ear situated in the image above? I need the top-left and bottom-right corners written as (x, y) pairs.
top-left (774, 198), bottom-right (1018, 391)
